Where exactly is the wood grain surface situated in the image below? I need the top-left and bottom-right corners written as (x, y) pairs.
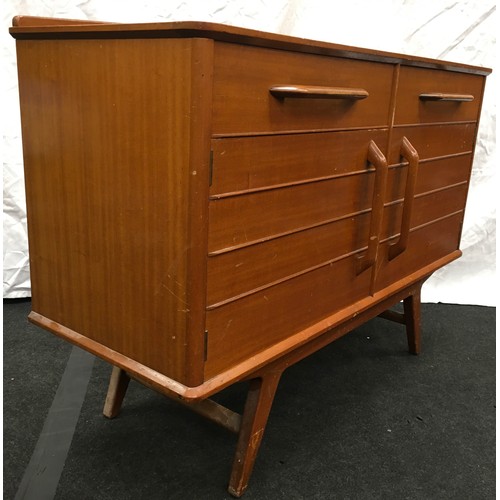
top-left (212, 42), bottom-right (394, 135)
top-left (17, 37), bottom-right (211, 384)
top-left (210, 130), bottom-right (388, 197)
top-left (394, 66), bottom-right (483, 124)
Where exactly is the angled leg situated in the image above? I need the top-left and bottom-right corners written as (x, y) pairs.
top-left (103, 366), bottom-right (130, 419)
top-left (403, 286), bottom-right (422, 355)
top-left (228, 371), bottom-right (282, 498)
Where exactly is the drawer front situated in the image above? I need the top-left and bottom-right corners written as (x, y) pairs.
top-left (212, 42), bottom-right (394, 135)
top-left (210, 130), bottom-right (388, 197)
top-left (208, 173), bottom-right (375, 253)
top-left (394, 66), bottom-right (483, 125)
top-left (375, 212), bottom-right (463, 291)
top-left (205, 253), bottom-right (371, 378)
top-left (207, 212), bottom-right (371, 307)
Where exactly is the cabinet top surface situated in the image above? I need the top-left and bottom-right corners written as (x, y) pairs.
top-left (10, 16), bottom-right (491, 76)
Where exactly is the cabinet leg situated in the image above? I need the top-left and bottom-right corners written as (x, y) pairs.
top-left (103, 366), bottom-right (130, 419)
top-left (228, 371), bottom-right (282, 498)
top-left (403, 287), bottom-right (422, 355)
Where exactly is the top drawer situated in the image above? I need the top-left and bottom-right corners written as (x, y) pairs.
top-left (212, 42), bottom-right (394, 135)
top-left (394, 66), bottom-right (484, 125)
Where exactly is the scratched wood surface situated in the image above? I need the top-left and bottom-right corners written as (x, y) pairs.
top-left (16, 37), bottom-right (212, 384)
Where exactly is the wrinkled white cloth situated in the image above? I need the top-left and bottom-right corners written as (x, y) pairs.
top-left (2, 0), bottom-right (496, 304)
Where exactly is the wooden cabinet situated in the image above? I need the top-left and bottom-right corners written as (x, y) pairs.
top-left (11, 16), bottom-right (490, 497)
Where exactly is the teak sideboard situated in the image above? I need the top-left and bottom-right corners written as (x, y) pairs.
top-left (10, 16), bottom-right (490, 497)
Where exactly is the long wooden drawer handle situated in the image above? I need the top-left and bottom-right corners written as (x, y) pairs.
top-left (419, 93), bottom-right (474, 102)
top-left (270, 85), bottom-right (369, 100)
top-left (388, 137), bottom-right (419, 261)
top-left (356, 140), bottom-right (389, 275)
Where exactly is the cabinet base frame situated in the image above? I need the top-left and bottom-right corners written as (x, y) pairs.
top-left (103, 277), bottom-right (426, 497)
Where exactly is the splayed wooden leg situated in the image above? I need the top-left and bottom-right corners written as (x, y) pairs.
top-left (103, 366), bottom-right (130, 419)
top-left (228, 370), bottom-right (282, 498)
top-left (403, 285), bottom-right (422, 355)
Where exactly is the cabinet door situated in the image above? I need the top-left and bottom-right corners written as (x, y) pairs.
top-left (373, 64), bottom-right (484, 291)
top-left (205, 131), bottom-right (389, 378)
top-left (374, 129), bottom-right (470, 291)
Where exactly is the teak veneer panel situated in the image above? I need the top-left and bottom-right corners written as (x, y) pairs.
top-left (375, 213), bottom-right (464, 291)
top-left (207, 182), bottom-right (468, 328)
top-left (381, 184), bottom-right (468, 241)
top-left (388, 123), bottom-right (476, 164)
top-left (208, 174), bottom-right (375, 253)
top-left (212, 42), bottom-right (394, 135)
top-left (205, 252), bottom-right (371, 378)
top-left (16, 37), bottom-right (213, 385)
top-left (385, 155), bottom-right (472, 206)
top-left (210, 130), bottom-right (388, 196)
top-left (394, 66), bottom-right (483, 124)
top-left (207, 212), bottom-right (371, 307)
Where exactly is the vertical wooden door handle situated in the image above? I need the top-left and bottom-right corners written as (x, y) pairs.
top-left (357, 140), bottom-right (389, 274)
top-left (388, 137), bottom-right (419, 260)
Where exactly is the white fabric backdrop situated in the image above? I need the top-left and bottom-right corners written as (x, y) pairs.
top-left (2, 0), bottom-right (496, 304)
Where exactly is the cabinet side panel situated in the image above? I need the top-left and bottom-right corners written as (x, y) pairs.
top-left (17, 38), bottom-right (194, 383)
